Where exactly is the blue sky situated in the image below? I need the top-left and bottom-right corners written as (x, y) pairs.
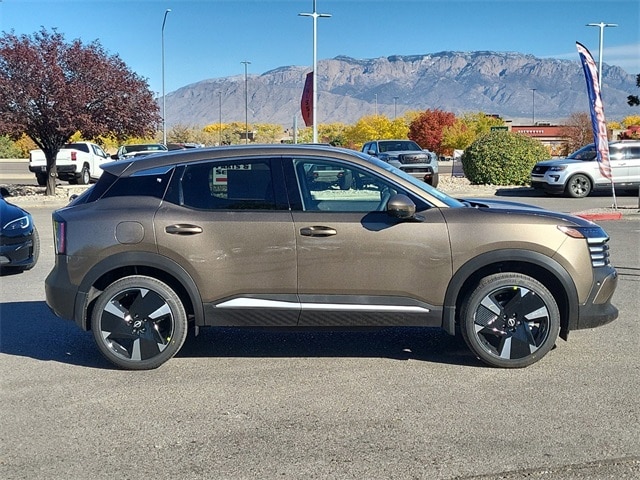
top-left (1, 0), bottom-right (638, 96)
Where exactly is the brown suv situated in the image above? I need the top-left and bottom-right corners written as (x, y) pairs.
top-left (45, 145), bottom-right (618, 370)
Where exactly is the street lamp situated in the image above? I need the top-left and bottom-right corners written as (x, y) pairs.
top-left (374, 93), bottom-right (378, 116)
top-left (531, 88), bottom-right (536, 124)
top-left (241, 61), bottom-right (251, 144)
top-left (218, 91), bottom-right (222, 146)
top-left (393, 96), bottom-right (398, 119)
top-left (161, 8), bottom-right (171, 146)
top-left (299, 0), bottom-right (331, 143)
top-left (586, 22), bottom-right (618, 87)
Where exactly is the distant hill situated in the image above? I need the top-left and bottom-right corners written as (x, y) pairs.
top-left (164, 51), bottom-right (637, 128)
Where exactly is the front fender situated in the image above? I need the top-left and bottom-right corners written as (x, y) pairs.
top-left (442, 249), bottom-right (579, 338)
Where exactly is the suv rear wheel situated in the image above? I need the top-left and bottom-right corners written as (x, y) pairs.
top-left (460, 273), bottom-right (560, 368)
top-left (565, 174), bottom-right (592, 198)
top-left (91, 275), bottom-right (188, 370)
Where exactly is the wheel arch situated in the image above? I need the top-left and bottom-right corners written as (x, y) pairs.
top-left (442, 249), bottom-right (579, 340)
top-left (73, 251), bottom-right (203, 331)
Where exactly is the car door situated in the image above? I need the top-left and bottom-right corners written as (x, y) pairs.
top-left (604, 145), bottom-right (630, 186)
top-left (154, 156), bottom-right (299, 326)
top-left (623, 144), bottom-right (640, 185)
top-left (284, 156), bottom-right (452, 328)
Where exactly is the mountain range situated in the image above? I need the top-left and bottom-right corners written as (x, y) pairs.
top-left (163, 51), bottom-right (638, 129)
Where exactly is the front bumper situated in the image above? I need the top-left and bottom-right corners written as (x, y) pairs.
top-left (530, 179), bottom-right (564, 194)
top-left (574, 266), bottom-right (618, 330)
top-left (0, 235), bottom-right (35, 267)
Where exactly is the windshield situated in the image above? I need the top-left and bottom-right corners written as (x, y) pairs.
top-left (353, 151), bottom-right (465, 208)
top-left (378, 141), bottom-right (422, 153)
top-left (124, 144), bottom-right (167, 153)
top-left (567, 144), bottom-right (597, 161)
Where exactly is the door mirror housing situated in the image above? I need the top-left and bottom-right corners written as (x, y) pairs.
top-left (387, 194), bottom-right (416, 219)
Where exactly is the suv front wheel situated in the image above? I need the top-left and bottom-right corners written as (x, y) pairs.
top-left (565, 174), bottom-right (592, 198)
top-left (91, 275), bottom-right (188, 370)
top-left (460, 273), bottom-right (560, 368)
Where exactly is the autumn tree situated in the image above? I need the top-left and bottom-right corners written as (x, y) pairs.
top-left (442, 112), bottom-right (505, 153)
top-left (408, 108), bottom-right (456, 154)
top-left (0, 28), bottom-right (160, 194)
top-left (627, 74), bottom-right (640, 107)
top-left (253, 123), bottom-right (285, 143)
top-left (343, 115), bottom-right (410, 150)
top-left (558, 112), bottom-right (592, 155)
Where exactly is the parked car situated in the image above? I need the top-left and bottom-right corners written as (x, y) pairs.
top-left (0, 189), bottom-right (39, 272)
top-left (361, 140), bottom-right (439, 187)
top-left (111, 143), bottom-right (168, 160)
top-left (530, 140), bottom-right (640, 198)
top-left (29, 141), bottom-right (111, 185)
top-left (45, 145), bottom-right (618, 370)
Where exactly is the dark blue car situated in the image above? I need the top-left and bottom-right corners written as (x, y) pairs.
top-left (0, 189), bottom-right (39, 272)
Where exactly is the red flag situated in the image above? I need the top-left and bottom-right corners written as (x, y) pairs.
top-left (301, 72), bottom-right (313, 127)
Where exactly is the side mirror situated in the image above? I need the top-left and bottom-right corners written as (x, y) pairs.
top-left (367, 149), bottom-right (376, 156)
top-left (387, 194), bottom-right (416, 219)
top-left (110, 154), bottom-right (119, 160)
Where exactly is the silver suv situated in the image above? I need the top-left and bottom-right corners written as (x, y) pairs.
top-left (362, 140), bottom-right (439, 187)
top-left (45, 145), bottom-right (617, 370)
top-left (530, 140), bottom-right (640, 198)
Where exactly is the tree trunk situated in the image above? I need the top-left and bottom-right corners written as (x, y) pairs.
top-left (45, 153), bottom-right (57, 196)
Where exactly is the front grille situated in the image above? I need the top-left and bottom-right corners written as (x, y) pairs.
top-left (398, 153), bottom-right (429, 164)
top-left (587, 237), bottom-right (610, 267)
top-left (532, 165), bottom-right (550, 174)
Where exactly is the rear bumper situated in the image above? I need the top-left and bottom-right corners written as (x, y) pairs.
top-left (45, 259), bottom-right (87, 329)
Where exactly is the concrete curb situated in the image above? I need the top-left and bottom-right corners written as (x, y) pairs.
top-left (575, 211), bottom-right (624, 221)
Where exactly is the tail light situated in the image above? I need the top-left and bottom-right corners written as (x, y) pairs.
top-left (71, 151), bottom-right (77, 161)
top-left (53, 219), bottom-right (66, 255)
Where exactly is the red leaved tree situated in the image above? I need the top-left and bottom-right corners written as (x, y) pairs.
top-left (0, 28), bottom-right (160, 194)
top-left (408, 108), bottom-right (456, 154)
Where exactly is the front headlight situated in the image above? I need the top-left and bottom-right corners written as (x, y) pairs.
top-left (3, 215), bottom-right (30, 231)
top-left (558, 225), bottom-right (608, 242)
top-left (549, 165), bottom-right (567, 172)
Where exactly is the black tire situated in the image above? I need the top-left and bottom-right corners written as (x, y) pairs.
top-left (24, 227), bottom-right (39, 271)
top-left (35, 174), bottom-right (47, 186)
top-left (91, 275), bottom-right (188, 370)
top-left (78, 165), bottom-right (90, 185)
top-left (564, 174), bottom-right (591, 198)
top-left (430, 172), bottom-right (439, 188)
top-left (460, 273), bottom-right (560, 368)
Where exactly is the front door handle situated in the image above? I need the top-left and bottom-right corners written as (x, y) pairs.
top-left (165, 224), bottom-right (203, 235)
top-left (300, 226), bottom-right (337, 237)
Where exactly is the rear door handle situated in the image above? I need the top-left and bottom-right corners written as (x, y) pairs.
top-left (300, 226), bottom-right (337, 237)
top-left (165, 224), bottom-right (203, 235)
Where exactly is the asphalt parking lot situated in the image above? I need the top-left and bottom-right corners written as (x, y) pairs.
top-left (0, 192), bottom-right (639, 480)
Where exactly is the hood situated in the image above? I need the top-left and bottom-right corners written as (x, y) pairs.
top-left (458, 197), bottom-right (594, 227)
top-left (534, 158), bottom-right (585, 167)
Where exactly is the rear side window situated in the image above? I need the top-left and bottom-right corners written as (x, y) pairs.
top-left (63, 143), bottom-right (90, 153)
top-left (98, 167), bottom-right (175, 200)
top-left (179, 159), bottom-right (279, 210)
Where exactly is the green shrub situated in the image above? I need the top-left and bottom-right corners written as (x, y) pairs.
top-left (0, 135), bottom-right (23, 159)
top-left (461, 131), bottom-right (550, 185)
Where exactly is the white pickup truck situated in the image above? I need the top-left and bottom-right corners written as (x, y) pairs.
top-left (29, 141), bottom-right (111, 186)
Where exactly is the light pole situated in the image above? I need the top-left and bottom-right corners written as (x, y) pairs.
top-left (374, 93), bottom-right (378, 116)
top-left (241, 61), bottom-right (251, 144)
top-left (299, 0), bottom-right (331, 143)
top-left (531, 88), bottom-right (536, 124)
top-left (393, 96), bottom-right (398, 119)
top-left (161, 8), bottom-right (171, 146)
top-left (586, 22), bottom-right (618, 87)
top-left (218, 91), bottom-right (222, 146)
